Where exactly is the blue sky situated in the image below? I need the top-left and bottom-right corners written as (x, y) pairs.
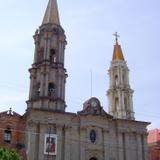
top-left (0, 0), bottom-right (160, 129)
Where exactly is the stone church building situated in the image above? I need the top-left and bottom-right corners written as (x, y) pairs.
top-left (0, 0), bottom-right (150, 160)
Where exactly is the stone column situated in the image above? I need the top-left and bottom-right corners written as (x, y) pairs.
top-left (129, 94), bottom-right (134, 113)
top-left (120, 68), bottom-right (123, 85)
top-left (121, 92), bottom-right (125, 110)
top-left (110, 69), bottom-right (114, 87)
top-left (57, 70), bottom-right (61, 99)
top-left (64, 126), bottom-right (71, 160)
top-left (58, 40), bottom-right (62, 63)
top-left (103, 129), bottom-right (110, 160)
top-left (126, 70), bottom-right (129, 85)
top-left (33, 32), bottom-right (39, 64)
top-left (118, 90), bottom-right (122, 118)
top-left (108, 93), bottom-right (112, 114)
top-left (29, 72), bottom-right (34, 100)
top-left (40, 68), bottom-right (45, 97)
top-left (62, 76), bottom-right (65, 101)
top-left (56, 125), bottom-right (63, 160)
top-left (44, 33), bottom-right (48, 60)
top-left (44, 71), bottom-right (49, 97)
top-left (46, 38), bottom-right (51, 60)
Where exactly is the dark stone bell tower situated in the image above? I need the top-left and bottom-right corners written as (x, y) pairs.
top-left (27, 0), bottom-right (67, 112)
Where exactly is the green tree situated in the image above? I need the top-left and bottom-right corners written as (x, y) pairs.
top-left (0, 148), bottom-right (20, 160)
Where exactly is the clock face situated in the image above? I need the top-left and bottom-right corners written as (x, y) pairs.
top-left (91, 99), bottom-right (98, 107)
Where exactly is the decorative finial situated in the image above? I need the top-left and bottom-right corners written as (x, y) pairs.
top-left (113, 32), bottom-right (120, 43)
top-left (8, 108), bottom-right (12, 115)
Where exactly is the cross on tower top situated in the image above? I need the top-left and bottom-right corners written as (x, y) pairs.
top-left (113, 32), bottom-right (120, 42)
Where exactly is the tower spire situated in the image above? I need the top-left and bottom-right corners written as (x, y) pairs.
top-left (112, 32), bottom-right (125, 61)
top-left (42, 0), bottom-right (60, 25)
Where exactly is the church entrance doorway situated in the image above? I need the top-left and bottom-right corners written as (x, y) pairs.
top-left (90, 157), bottom-right (97, 160)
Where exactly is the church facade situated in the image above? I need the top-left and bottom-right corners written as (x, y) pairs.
top-left (25, 0), bottom-right (150, 160)
top-left (0, 0), bottom-right (150, 160)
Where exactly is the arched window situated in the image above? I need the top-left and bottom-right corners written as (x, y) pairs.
top-left (4, 129), bottom-right (11, 143)
top-left (115, 98), bottom-right (119, 112)
top-left (48, 83), bottom-right (56, 97)
top-left (115, 75), bottom-right (118, 86)
top-left (50, 49), bottom-right (56, 63)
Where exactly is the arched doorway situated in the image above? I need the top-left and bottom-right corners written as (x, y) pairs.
top-left (90, 157), bottom-right (97, 160)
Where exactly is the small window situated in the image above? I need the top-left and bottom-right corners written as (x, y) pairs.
top-left (4, 129), bottom-right (11, 143)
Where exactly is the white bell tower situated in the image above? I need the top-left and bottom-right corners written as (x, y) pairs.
top-left (107, 33), bottom-right (135, 120)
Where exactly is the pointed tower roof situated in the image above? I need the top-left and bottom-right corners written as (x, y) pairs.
top-left (112, 41), bottom-right (125, 61)
top-left (42, 0), bottom-right (60, 25)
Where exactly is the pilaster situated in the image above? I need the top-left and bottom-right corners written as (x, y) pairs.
top-left (117, 132), bottom-right (124, 160)
top-left (137, 133), bottom-right (143, 160)
top-left (56, 125), bottom-right (63, 160)
top-left (103, 129), bottom-right (110, 160)
top-left (26, 121), bottom-right (38, 160)
top-left (80, 127), bottom-right (86, 160)
top-left (38, 123), bottom-right (45, 160)
top-left (143, 134), bottom-right (149, 160)
top-left (125, 132), bottom-right (130, 160)
top-left (64, 125), bottom-right (71, 160)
